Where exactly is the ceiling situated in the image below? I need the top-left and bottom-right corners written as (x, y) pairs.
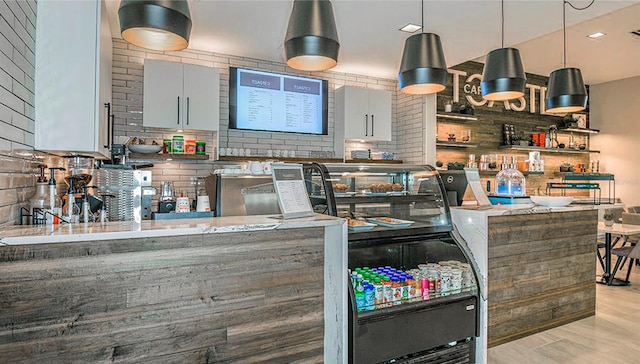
top-left (105, 0), bottom-right (640, 85)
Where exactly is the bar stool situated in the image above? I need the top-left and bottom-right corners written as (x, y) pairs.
top-left (607, 212), bottom-right (640, 278)
top-left (610, 243), bottom-right (640, 284)
top-left (627, 206), bottom-right (640, 213)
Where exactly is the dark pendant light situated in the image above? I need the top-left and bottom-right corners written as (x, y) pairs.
top-left (398, 0), bottom-right (448, 95)
top-left (545, 0), bottom-right (590, 113)
top-left (284, 0), bottom-right (340, 72)
top-left (119, 0), bottom-right (192, 51)
top-left (481, 0), bottom-right (526, 101)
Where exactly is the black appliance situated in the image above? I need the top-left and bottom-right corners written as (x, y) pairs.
top-left (303, 163), bottom-right (481, 364)
top-left (438, 170), bottom-right (468, 207)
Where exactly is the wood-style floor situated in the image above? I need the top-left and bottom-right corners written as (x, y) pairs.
top-left (488, 260), bottom-right (640, 364)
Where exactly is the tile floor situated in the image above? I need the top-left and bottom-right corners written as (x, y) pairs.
top-left (487, 261), bottom-right (640, 364)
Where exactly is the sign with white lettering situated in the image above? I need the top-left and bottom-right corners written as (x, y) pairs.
top-left (447, 68), bottom-right (551, 115)
top-left (271, 163), bottom-right (315, 219)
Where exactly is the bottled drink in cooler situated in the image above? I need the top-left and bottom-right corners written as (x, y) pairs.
top-left (364, 283), bottom-right (376, 311)
top-left (382, 276), bottom-right (393, 307)
top-left (373, 277), bottom-right (384, 306)
top-left (355, 278), bottom-right (365, 312)
top-left (391, 277), bottom-right (402, 305)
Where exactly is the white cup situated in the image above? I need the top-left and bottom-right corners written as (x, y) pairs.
top-left (175, 197), bottom-right (190, 213)
top-left (262, 161), bottom-right (272, 174)
top-left (249, 161), bottom-right (262, 174)
top-left (274, 150), bottom-right (281, 157)
top-left (238, 148), bottom-right (245, 156)
top-left (219, 148), bottom-right (226, 157)
top-left (266, 149), bottom-right (273, 157)
top-left (245, 148), bottom-right (251, 156)
top-left (231, 148), bottom-right (238, 156)
top-left (289, 150), bottom-right (296, 158)
top-left (445, 104), bottom-right (452, 113)
top-left (196, 195), bottom-right (210, 212)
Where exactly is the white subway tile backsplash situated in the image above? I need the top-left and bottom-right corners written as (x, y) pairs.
top-left (11, 20), bottom-right (34, 54)
top-left (0, 48), bottom-right (24, 84)
top-left (11, 110), bottom-right (32, 131)
top-left (12, 78), bottom-right (33, 105)
top-left (0, 103), bottom-right (10, 124)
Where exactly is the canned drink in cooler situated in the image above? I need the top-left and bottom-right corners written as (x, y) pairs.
top-left (440, 271), bottom-right (451, 294)
top-left (421, 277), bottom-right (430, 299)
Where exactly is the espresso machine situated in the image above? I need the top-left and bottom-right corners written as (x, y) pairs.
top-left (95, 169), bottom-right (156, 222)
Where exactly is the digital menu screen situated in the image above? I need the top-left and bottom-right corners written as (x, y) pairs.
top-left (229, 67), bottom-right (328, 135)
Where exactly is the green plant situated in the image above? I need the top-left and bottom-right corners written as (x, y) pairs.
top-left (512, 133), bottom-right (525, 141)
top-left (603, 211), bottom-right (615, 221)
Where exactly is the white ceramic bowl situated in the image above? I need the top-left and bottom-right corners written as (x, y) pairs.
top-left (128, 144), bottom-right (162, 154)
top-left (530, 196), bottom-right (574, 207)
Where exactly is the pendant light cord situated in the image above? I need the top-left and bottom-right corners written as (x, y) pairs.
top-left (421, 0), bottom-right (424, 33)
top-left (563, 0), bottom-right (566, 68)
top-left (501, 0), bottom-right (504, 48)
top-left (562, 0), bottom-right (595, 68)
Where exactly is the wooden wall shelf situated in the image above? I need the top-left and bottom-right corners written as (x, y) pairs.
top-left (129, 153), bottom-right (210, 160)
top-left (218, 156), bottom-right (343, 163)
top-left (479, 170), bottom-right (544, 176)
top-left (345, 159), bottom-right (403, 164)
top-left (498, 145), bottom-right (599, 154)
top-left (436, 113), bottom-right (478, 121)
top-left (436, 141), bottom-right (478, 148)
top-left (217, 156), bottom-right (403, 164)
top-left (536, 126), bottom-right (600, 134)
top-left (558, 127), bottom-right (600, 134)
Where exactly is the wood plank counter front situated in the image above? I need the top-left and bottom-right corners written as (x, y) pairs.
top-left (451, 206), bottom-right (598, 362)
top-left (486, 210), bottom-right (597, 346)
top-left (0, 215), bottom-right (347, 363)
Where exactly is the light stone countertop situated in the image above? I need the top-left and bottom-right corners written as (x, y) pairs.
top-left (452, 204), bottom-right (596, 217)
top-left (0, 214), bottom-right (345, 245)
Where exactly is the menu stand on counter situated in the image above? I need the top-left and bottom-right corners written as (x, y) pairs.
top-left (271, 163), bottom-right (315, 219)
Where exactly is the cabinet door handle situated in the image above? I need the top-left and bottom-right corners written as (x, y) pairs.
top-left (177, 97), bottom-right (181, 124)
top-left (365, 114), bottom-right (369, 136)
top-left (186, 97), bottom-right (190, 125)
top-left (103, 102), bottom-right (111, 149)
top-left (371, 115), bottom-right (375, 136)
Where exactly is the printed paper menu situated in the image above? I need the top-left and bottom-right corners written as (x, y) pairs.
top-left (271, 163), bottom-right (315, 219)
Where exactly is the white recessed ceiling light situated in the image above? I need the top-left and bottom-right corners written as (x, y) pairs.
top-left (587, 32), bottom-right (606, 39)
top-left (400, 23), bottom-right (421, 33)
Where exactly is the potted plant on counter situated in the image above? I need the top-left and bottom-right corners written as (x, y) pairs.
top-left (603, 210), bottom-right (616, 227)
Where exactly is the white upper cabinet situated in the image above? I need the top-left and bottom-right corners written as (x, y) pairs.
top-left (335, 86), bottom-right (392, 141)
top-left (35, 0), bottom-right (112, 158)
top-left (143, 59), bottom-right (220, 131)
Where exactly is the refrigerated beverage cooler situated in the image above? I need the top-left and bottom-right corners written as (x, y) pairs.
top-left (303, 163), bottom-right (481, 364)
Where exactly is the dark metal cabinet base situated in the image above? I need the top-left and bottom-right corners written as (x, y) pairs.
top-left (390, 340), bottom-right (475, 364)
top-left (350, 295), bottom-right (477, 364)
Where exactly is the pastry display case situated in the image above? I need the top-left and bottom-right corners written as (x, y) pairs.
top-left (302, 163), bottom-right (481, 364)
